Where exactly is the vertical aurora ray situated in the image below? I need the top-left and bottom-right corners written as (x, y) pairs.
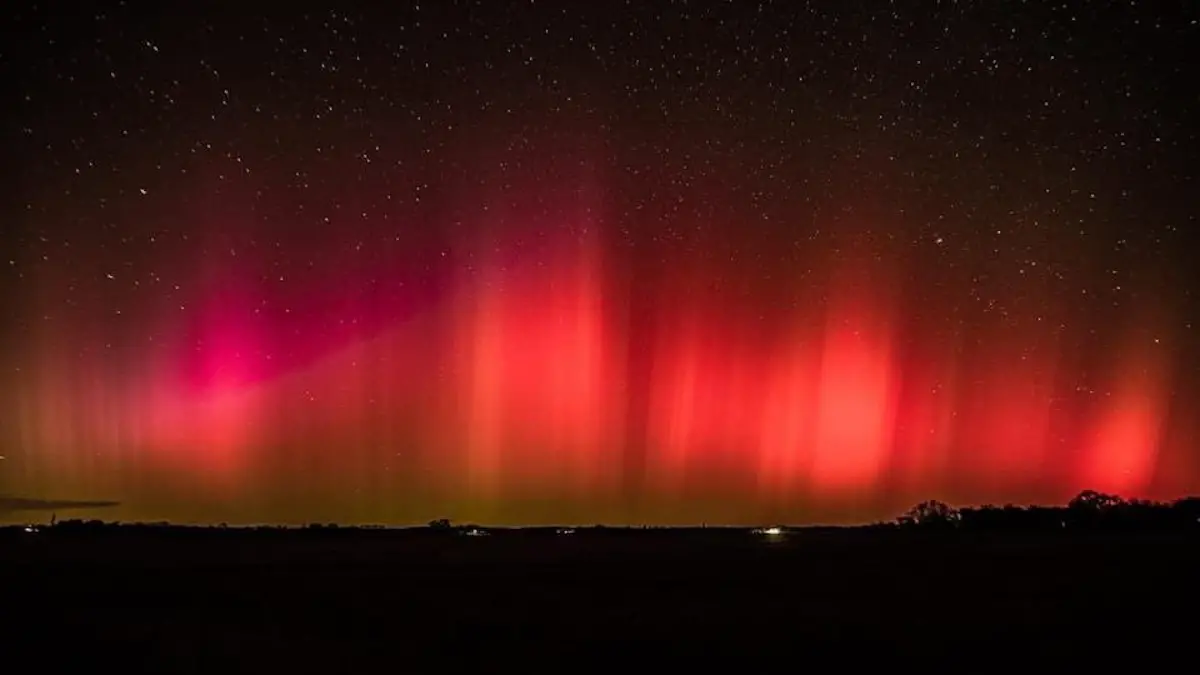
top-left (1078, 320), bottom-right (1172, 496)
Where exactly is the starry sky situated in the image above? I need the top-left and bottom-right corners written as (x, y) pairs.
top-left (2, 1), bottom-right (1198, 525)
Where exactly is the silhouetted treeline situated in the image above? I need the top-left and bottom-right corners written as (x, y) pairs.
top-left (3, 490), bottom-right (1199, 539)
top-left (0, 519), bottom-right (772, 540)
top-left (899, 490), bottom-right (1200, 531)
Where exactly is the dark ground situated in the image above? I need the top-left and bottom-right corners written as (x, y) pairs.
top-left (2, 527), bottom-right (1196, 672)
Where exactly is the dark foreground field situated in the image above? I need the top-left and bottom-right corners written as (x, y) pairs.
top-left (3, 527), bottom-right (1198, 672)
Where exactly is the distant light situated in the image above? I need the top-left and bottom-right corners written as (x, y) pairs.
top-left (23, 526), bottom-right (37, 534)
top-left (557, 528), bottom-right (576, 535)
top-left (463, 528), bottom-right (488, 537)
top-left (753, 526), bottom-right (784, 536)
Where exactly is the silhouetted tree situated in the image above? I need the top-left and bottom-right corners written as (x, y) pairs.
top-left (1066, 490), bottom-right (1126, 528)
top-left (428, 518), bottom-right (453, 531)
top-left (900, 500), bottom-right (960, 527)
top-left (1068, 490), bottom-right (1124, 512)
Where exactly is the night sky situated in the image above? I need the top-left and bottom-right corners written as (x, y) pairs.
top-left (2, 1), bottom-right (1197, 525)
